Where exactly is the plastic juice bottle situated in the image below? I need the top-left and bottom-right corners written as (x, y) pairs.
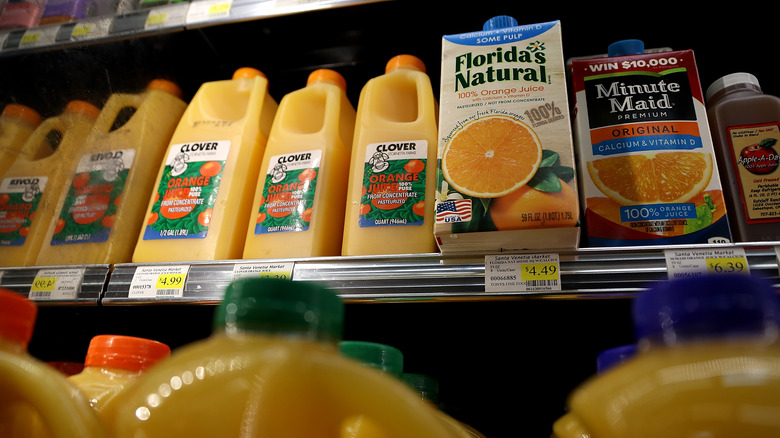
top-left (35, 79), bottom-right (187, 266)
top-left (570, 39), bottom-right (731, 246)
top-left (132, 68), bottom-right (277, 262)
top-left (0, 100), bottom-right (100, 268)
top-left (102, 277), bottom-right (460, 438)
top-left (555, 274), bottom-right (780, 437)
top-left (0, 0), bottom-right (46, 29)
top-left (705, 72), bottom-right (780, 242)
top-left (243, 68), bottom-right (355, 259)
top-left (0, 288), bottom-right (108, 438)
top-left (342, 54), bottom-right (438, 256)
top-left (68, 335), bottom-right (170, 415)
top-left (0, 103), bottom-right (42, 177)
top-left (401, 373), bottom-right (487, 438)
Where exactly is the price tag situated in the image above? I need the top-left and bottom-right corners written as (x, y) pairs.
top-left (71, 23), bottom-right (94, 37)
top-left (29, 268), bottom-right (85, 301)
top-left (485, 253), bottom-right (561, 292)
top-left (129, 265), bottom-right (190, 299)
top-left (17, 26), bottom-right (57, 48)
top-left (144, 3), bottom-right (188, 30)
top-left (231, 262), bottom-right (294, 282)
top-left (665, 247), bottom-right (749, 280)
top-left (186, 0), bottom-right (234, 24)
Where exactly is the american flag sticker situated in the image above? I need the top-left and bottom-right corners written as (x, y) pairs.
top-left (435, 199), bottom-right (472, 223)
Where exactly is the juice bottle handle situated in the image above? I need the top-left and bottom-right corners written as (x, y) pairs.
top-left (15, 115), bottom-right (66, 161)
top-left (92, 93), bottom-right (145, 134)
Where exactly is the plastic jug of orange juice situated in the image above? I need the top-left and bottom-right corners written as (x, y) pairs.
top-left (102, 277), bottom-right (460, 438)
top-left (35, 79), bottom-right (187, 266)
top-left (342, 54), bottom-right (438, 256)
top-left (242, 68), bottom-right (355, 259)
top-left (68, 335), bottom-right (170, 415)
top-left (132, 68), bottom-right (277, 263)
top-left (0, 288), bottom-right (108, 438)
top-left (401, 373), bottom-right (487, 438)
top-left (554, 274), bottom-right (780, 438)
top-left (0, 100), bottom-right (100, 267)
top-left (0, 103), bottom-right (42, 177)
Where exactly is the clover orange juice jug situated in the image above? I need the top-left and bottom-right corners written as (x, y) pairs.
top-left (570, 39), bottom-right (731, 246)
top-left (102, 277), bottom-right (460, 438)
top-left (68, 335), bottom-right (170, 416)
top-left (242, 68), bottom-right (355, 259)
top-left (555, 273), bottom-right (780, 437)
top-left (0, 100), bottom-right (99, 267)
top-left (35, 79), bottom-right (186, 266)
top-left (342, 54), bottom-right (438, 256)
top-left (0, 288), bottom-right (108, 438)
top-left (0, 103), bottom-right (43, 177)
top-left (435, 16), bottom-right (580, 254)
top-left (132, 68), bottom-right (277, 262)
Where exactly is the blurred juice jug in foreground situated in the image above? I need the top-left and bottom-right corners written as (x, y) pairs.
top-left (342, 54), bottom-right (438, 256)
top-left (555, 274), bottom-right (780, 437)
top-left (102, 277), bottom-right (460, 438)
top-left (133, 68), bottom-right (277, 262)
top-left (0, 103), bottom-right (42, 177)
top-left (36, 79), bottom-right (186, 266)
top-left (243, 68), bottom-right (355, 259)
top-left (68, 335), bottom-right (170, 416)
top-left (0, 289), bottom-right (107, 438)
top-left (0, 100), bottom-right (100, 267)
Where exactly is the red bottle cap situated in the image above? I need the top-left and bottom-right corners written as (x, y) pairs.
top-left (0, 288), bottom-right (37, 349)
top-left (84, 335), bottom-right (171, 372)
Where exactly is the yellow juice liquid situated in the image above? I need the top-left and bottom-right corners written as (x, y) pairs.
top-left (132, 68), bottom-right (277, 262)
top-left (0, 103), bottom-right (42, 177)
top-left (35, 79), bottom-right (187, 266)
top-left (342, 55), bottom-right (438, 256)
top-left (0, 101), bottom-right (99, 267)
top-left (242, 69), bottom-right (355, 259)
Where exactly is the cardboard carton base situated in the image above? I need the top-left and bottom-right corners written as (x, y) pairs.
top-left (435, 226), bottom-right (580, 255)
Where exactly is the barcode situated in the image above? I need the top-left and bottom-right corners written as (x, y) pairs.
top-left (29, 291), bottom-right (52, 299)
top-left (155, 289), bottom-right (179, 296)
top-left (525, 280), bottom-right (558, 287)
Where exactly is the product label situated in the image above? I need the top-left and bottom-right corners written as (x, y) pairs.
top-left (143, 140), bottom-right (228, 240)
top-left (726, 122), bottom-right (780, 222)
top-left (0, 176), bottom-right (47, 246)
top-left (254, 150), bottom-right (321, 234)
top-left (359, 140), bottom-right (427, 227)
top-left (51, 149), bottom-right (134, 245)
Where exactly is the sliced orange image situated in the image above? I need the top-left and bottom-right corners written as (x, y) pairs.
top-left (442, 115), bottom-right (542, 198)
top-left (587, 152), bottom-right (713, 205)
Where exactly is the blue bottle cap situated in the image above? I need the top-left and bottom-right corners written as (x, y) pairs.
top-left (483, 15), bottom-right (518, 31)
top-left (596, 344), bottom-right (637, 374)
top-left (607, 39), bottom-right (645, 57)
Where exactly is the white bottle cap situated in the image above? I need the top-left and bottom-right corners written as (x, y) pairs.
top-left (705, 72), bottom-right (761, 102)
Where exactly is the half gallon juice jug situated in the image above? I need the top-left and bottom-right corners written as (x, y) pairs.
top-left (36, 79), bottom-right (187, 266)
top-left (243, 68), bottom-right (355, 259)
top-left (0, 288), bottom-right (107, 438)
top-left (102, 277), bottom-right (460, 438)
top-left (0, 103), bottom-right (42, 177)
top-left (342, 54), bottom-right (438, 256)
top-left (133, 68), bottom-right (277, 262)
top-left (0, 100), bottom-right (99, 267)
top-left (68, 335), bottom-right (170, 416)
top-left (555, 274), bottom-right (780, 437)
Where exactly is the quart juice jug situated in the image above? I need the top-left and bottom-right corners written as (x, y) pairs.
top-left (0, 288), bottom-right (107, 438)
top-left (0, 100), bottom-right (99, 267)
top-left (342, 54), bottom-right (438, 256)
top-left (0, 103), bottom-right (42, 177)
top-left (555, 274), bottom-right (780, 437)
top-left (68, 335), bottom-right (170, 415)
top-left (243, 68), bottom-right (355, 259)
top-left (132, 68), bottom-right (277, 262)
top-left (102, 277), bottom-right (460, 438)
top-left (35, 79), bottom-right (186, 266)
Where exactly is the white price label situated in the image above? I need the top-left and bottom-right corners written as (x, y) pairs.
top-left (145, 3), bottom-right (188, 30)
top-left (186, 0), bottom-right (234, 24)
top-left (485, 253), bottom-right (561, 292)
top-left (665, 247), bottom-right (749, 280)
top-left (231, 262), bottom-right (294, 282)
top-left (129, 265), bottom-right (189, 299)
top-left (29, 268), bottom-right (85, 300)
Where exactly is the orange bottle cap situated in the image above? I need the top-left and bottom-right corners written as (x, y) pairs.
top-left (84, 335), bottom-right (171, 372)
top-left (385, 54), bottom-right (426, 74)
top-left (147, 79), bottom-right (183, 99)
top-left (0, 288), bottom-right (38, 349)
top-left (65, 100), bottom-right (100, 120)
top-left (307, 69), bottom-right (346, 92)
top-left (232, 67), bottom-right (266, 80)
top-left (2, 103), bottom-right (42, 127)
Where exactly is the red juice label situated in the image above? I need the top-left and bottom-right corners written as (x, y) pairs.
top-left (254, 150), bottom-right (320, 234)
top-left (0, 176), bottom-right (46, 246)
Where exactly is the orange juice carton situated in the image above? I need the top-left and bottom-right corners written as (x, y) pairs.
top-left (435, 16), bottom-right (580, 254)
top-left (0, 103), bottom-right (43, 177)
top-left (570, 40), bottom-right (732, 247)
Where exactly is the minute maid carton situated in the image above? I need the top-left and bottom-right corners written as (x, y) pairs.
top-left (435, 17), bottom-right (580, 254)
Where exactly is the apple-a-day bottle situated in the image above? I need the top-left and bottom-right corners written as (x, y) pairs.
top-left (706, 73), bottom-right (780, 242)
